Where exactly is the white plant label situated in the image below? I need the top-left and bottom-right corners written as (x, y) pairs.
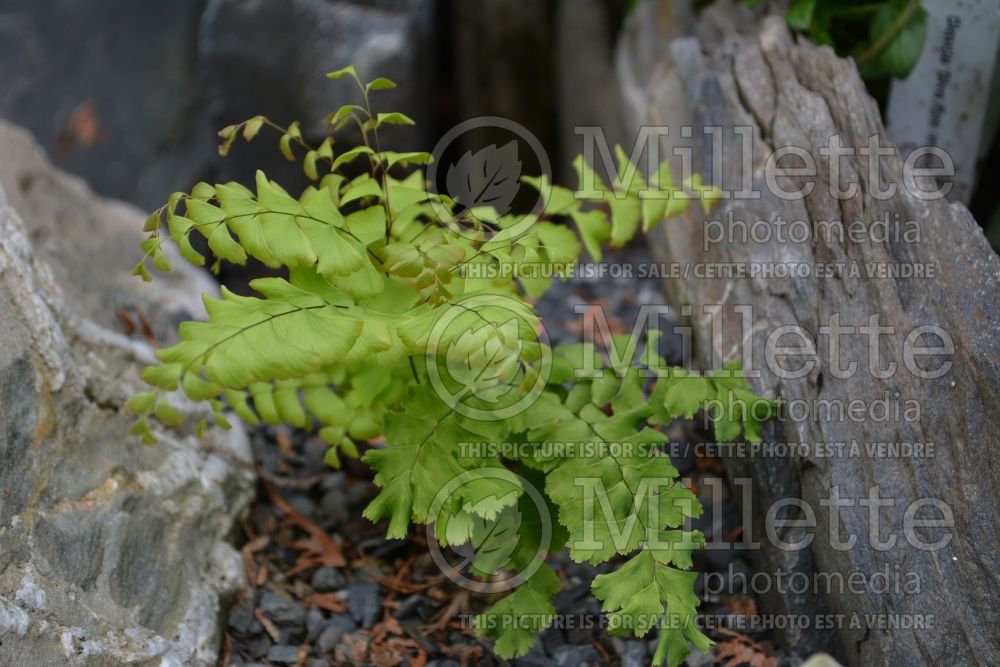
top-left (887, 0), bottom-right (1000, 204)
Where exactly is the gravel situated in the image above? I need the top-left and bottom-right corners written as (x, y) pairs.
top-left (259, 591), bottom-right (305, 626)
top-left (317, 615), bottom-right (356, 653)
top-left (615, 638), bottom-right (649, 667)
top-left (552, 644), bottom-right (603, 666)
top-left (227, 600), bottom-right (258, 635)
top-left (305, 607), bottom-right (326, 638)
top-left (219, 245), bottom-right (794, 666)
top-left (265, 644), bottom-right (301, 664)
top-left (310, 566), bottom-right (347, 592)
top-left (346, 582), bottom-right (382, 629)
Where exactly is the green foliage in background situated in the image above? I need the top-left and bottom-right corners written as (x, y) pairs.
top-left (747, 0), bottom-right (928, 79)
top-left (129, 67), bottom-right (778, 667)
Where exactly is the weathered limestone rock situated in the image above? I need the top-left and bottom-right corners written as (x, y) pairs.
top-left (619, 5), bottom-right (1000, 665)
top-left (0, 122), bottom-right (220, 341)
top-left (0, 120), bottom-right (255, 666)
top-left (0, 0), bottom-right (433, 210)
top-left (0, 0), bottom-right (213, 210)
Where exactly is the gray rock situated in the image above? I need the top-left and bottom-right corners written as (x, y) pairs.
top-left (287, 494), bottom-right (315, 519)
top-left (616, 639), bottom-right (649, 667)
top-left (346, 582), bottom-right (382, 629)
top-left (266, 644), bottom-right (302, 664)
top-left (346, 483), bottom-right (372, 507)
top-left (302, 437), bottom-right (332, 469)
top-left (670, 448), bottom-right (697, 476)
top-left (229, 600), bottom-right (260, 635)
top-left (683, 648), bottom-right (715, 667)
top-left (247, 636), bottom-right (271, 659)
top-left (320, 471), bottom-right (348, 492)
top-left (0, 123), bottom-right (220, 342)
top-left (394, 593), bottom-right (433, 621)
top-left (0, 0), bottom-right (436, 215)
top-left (698, 557), bottom-right (755, 599)
top-left (801, 655), bottom-right (846, 667)
top-left (0, 0), bottom-right (214, 210)
top-left (552, 644), bottom-right (602, 667)
top-left (0, 119), bottom-right (255, 666)
top-left (305, 607), bottom-right (327, 638)
top-left (260, 591), bottom-right (306, 627)
top-left (310, 566), bottom-right (347, 593)
top-left (513, 659), bottom-right (551, 667)
top-left (620, 5), bottom-right (1000, 664)
top-left (515, 639), bottom-right (548, 663)
top-left (541, 626), bottom-right (566, 653)
top-left (565, 622), bottom-right (593, 646)
top-left (353, 564), bottom-right (386, 582)
top-left (553, 581), bottom-right (589, 613)
top-left (316, 614), bottom-right (356, 654)
top-left (513, 643), bottom-right (551, 667)
top-left (318, 488), bottom-right (349, 525)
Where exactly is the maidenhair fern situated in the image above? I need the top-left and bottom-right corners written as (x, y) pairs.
top-left (129, 66), bottom-right (778, 666)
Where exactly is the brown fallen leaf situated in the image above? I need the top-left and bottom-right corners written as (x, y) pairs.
top-left (370, 636), bottom-right (427, 667)
top-left (219, 632), bottom-right (233, 667)
top-left (254, 608), bottom-right (281, 642)
top-left (424, 590), bottom-right (469, 634)
top-left (258, 467), bottom-right (327, 489)
top-left (371, 615), bottom-right (405, 642)
top-left (693, 449), bottom-right (726, 474)
top-left (593, 639), bottom-right (613, 663)
top-left (335, 632), bottom-right (371, 664)
top-left (114, 307), bottom-right (159, 346)
top-left (240, 534), bottom-right (269, 587)
top-left (714, 628), bottom-right (777, 667)
top-left (265, 482), bottom-right (346, 567)
top-left (307, 592), bottom-right (347, 613)
top-left (376, 555), bottom-right (448, 594)
top-left (55, 99), bottom-right (106, 156)
top-left (722, 594), bottom-right (758, 617)
top-left (567, 307), bottom-right (625, 347)
top-left (438, 643), bottom-right (483, 666)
